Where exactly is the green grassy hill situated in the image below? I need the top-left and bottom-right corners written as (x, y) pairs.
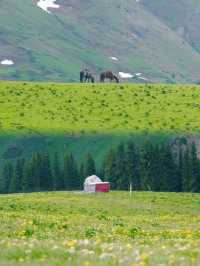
top-left (1, 1), bottom-right (200, 83)
top-left (0, 191), bottom-right (200, 265)
top-left (0, 81), bottom-right (200, 165)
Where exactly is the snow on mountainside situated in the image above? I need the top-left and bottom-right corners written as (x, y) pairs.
top-left (37, 0), bottom-right (60, 14)
top-left (1, 59), bottom-right (14, 66)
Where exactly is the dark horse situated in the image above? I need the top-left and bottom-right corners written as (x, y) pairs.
top-left (80, 69), bottom-right (95, 83)
top-left (100, 71), bottom-right (119, 83)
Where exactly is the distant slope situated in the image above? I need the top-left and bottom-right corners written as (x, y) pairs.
top-left (0, 1), bottom-right (200, 83)
top-left (142, 0), bottom-right (200, 54)
top-left (0, 82), bottom-right (200, 165)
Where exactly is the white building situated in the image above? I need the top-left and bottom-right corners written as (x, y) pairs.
top-left (84, 175), bottom-right (102, 193)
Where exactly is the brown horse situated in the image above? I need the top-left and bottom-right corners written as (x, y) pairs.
top-left (100, 71), bottom-right (119, 83)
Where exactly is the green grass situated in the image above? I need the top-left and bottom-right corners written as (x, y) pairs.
top-left (0, 191), bottom-right (200, 265)
top-left (0, 82), bottom-right (200, 134)
top-left (0, 81), bottom-right (200, 165)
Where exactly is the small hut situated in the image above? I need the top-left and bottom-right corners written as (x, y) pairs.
top-left (84, 175), bottom-right (110, 193)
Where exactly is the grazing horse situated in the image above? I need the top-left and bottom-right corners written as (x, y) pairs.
top-left (80, 69), bottom-right (95, 83)
top-left (80, 70), bottom-right (85, 83)
top-left (100, 71), bottom-right (119, 83)
top-left (85, 71), bottom-right (95, 83)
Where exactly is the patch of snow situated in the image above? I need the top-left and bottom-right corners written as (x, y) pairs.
top-left (135, 73), bottom-right (142, 76)
top-left (138, 76), bottom-right (149, 81)
top-left (131, 33), bottom-right (138, 39)
top-left (1, 59), bottom-right (14, 66)
top-left (119, 72), bottom-right (134, 79)
top-left (109, 56), bottom-right (119, 61)
top-left (37, 0), bottom-right (60, 14)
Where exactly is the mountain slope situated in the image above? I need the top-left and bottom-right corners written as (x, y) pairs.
top-left (0, 0), bottom-right (200, 83)
top-left (142, 0), bottom-right (200, 54)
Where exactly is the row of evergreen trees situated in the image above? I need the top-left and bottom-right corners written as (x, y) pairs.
top-left (0, 153), bottom-right (96, 194)
top-left (103, 140), bottom-right (200, 192)
top-left (0, 140), bottom-right (200, 194)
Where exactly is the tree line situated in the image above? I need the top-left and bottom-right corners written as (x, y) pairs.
top-left (0, 153), bottom-right (96, 194)
top-left (103, 140), bottom-right (200, 192)
top-left (0, 139), bottom-right (200, 194)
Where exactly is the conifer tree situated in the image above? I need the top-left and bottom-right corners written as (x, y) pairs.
top-left (162, 144), bottom-right (178, 192)
top-left (140, 140), bottom-right (155, 191)
top-left (104, 148), bottom-right (117, 189)
top-left (9, 158), bottom-right (25, 193)
top-left (22, 153), bottom-right (41, 192)
top-left (182, 147), bottom-right (192, 192)
top-left (125, 140), bottom-right (141, 190)
top-left (64, 153), bottom-right (79, 190)
top-left (32, 153), bottom-right (41, 191)
top-left (177, 147), bottom-right (184, 192)
top-left (40, 153), bottom-right (53, 191)
top-left (52, 152), bottom-right (64, 190)
top-left (115, 143), bottom-right (127, 190)
top-left (0, 161), bottom-right (13, 193)
top-left (84, 153), bottom-right (96, 177)
top-left (79, 163), bottom-right (85, 189)
top-left (151, 144), bottom-right (163, 191)
top-left (22, 159), bottom-right (34, 192)
top-left (190, 142), bottom-right (200, 192)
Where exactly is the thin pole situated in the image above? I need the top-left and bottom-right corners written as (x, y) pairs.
top-left (129, 182), bottom-right (132, 198)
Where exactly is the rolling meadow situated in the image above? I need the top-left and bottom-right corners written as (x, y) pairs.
top-left (0, 82), bottom-right (200, 265)
top-left (0, 192), bottom-right (200, 266)
top-left (0, 81), bottom-right (200, 165)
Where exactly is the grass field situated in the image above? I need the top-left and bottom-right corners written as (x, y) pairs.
top-left (0, 81), bottom-right (200, 165)
top-left (0, 191), bottom-right (200, 265)
top-left (1, 82), bottom-right (200, 134)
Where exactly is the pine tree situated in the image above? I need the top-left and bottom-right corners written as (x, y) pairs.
top-left (22, 153), bottom-right (41, 193)
top-left (64, 153), bottom-right (79, 190)
top-left (84, 153), bottom-right (96, 177)
top-left (182, 147), bottom-right (192, 192)
top-left (79, 163), bottom-right (85, 189)
top-left (125, 140), bottom-right (141, 191)
top-left (34, 152), bottom-right (42, 191)
top-left (52, 153), bottom-right (64, 190)
top-left (31, 153), bottom-right (41, 191)
top-left (40, 153), bottom-right (53, 191)
top-left (176, 147), bottom-right (184, 192)
top-left (73, 158), bottom-right (79, 190)
top-left (162, 144), bottom-right (178, 192)
top-left (9, 158), bottom-right (25, 193)
top-left (0, 161), bottom-right (13, 194)
top-left (104, 148), bottom-right (117, 189)
top-left (190, 142), bottom-right (200, 192)
top-left (150, 144), bottom-right (165, 191)
top-left (115, 143), bottom-right (127, 190)
top-left (140, 140), bottom-right (155, 191)
top-left (22, 159), bottom-right (34, 192)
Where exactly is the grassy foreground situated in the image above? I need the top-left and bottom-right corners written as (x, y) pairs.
top-left (0, 191), bottom-right (200, 266)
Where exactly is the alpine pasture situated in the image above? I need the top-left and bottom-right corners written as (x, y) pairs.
top-left (1, 81), bottom-right (200, 164)
top-left (1, 82), bottom-right (200, 265)
top-left (1, 82), bottom-right (200, 134)
top-left (1, 192), bottom-right (200, 266)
